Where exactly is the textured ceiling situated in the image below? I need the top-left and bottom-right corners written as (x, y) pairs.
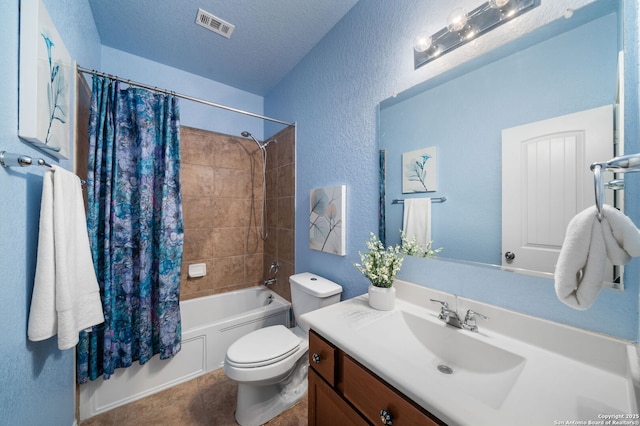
top-left (88, 0), bottom-right (360, 96)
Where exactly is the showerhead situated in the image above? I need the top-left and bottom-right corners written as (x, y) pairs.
top-left (241, 131), bottom-right (273, 149)
top-left (241, 130), bottom-right (261, 146)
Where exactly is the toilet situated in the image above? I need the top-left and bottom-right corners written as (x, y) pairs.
top-left (223, 272), bottom-right (342, 426)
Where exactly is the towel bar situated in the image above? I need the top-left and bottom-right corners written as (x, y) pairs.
top-left (392, 196), bottom-right (447, 204)
top-left (1, 150), bottom-right (86, 186)
top-left (0, 151), bottom-right (53, 168)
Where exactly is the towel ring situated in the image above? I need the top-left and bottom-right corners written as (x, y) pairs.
top-left (592, 163), bottom-right (605, 221)
top-left (590, 153), bottom-right (640, 222)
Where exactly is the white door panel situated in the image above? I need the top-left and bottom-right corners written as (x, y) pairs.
top-left (502, 105), bottom-right (613, 273)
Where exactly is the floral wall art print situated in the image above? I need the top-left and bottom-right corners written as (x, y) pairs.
top-left (402, 147), bottom-right (437, 193)
top-left (19, 0), bottom-right (73, 159)
top-left (310, 185), bottom-right (346, 256)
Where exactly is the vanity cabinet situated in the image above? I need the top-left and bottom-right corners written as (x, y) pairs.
top-left (308, 330), bottom-right (445, 426)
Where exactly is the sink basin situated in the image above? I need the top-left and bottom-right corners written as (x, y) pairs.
top-left (358, 310), bottom-right (526, 408)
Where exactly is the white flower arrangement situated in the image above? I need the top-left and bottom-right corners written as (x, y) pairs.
top-left (354, 233), bottom-right (403, 288)
top-left (354, 231), bottom-right (442, 288)
top-left (398, 230), bottom-right (443, 259)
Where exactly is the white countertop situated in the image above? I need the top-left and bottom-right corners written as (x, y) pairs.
top-left (300, 280), bottom-right (639, 426)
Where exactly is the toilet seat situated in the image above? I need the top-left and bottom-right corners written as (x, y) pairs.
top-left (226, 325), bottom-right (302, 368)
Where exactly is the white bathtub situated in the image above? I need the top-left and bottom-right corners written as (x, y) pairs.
top-left (79, 287), bottom-right (291, 420)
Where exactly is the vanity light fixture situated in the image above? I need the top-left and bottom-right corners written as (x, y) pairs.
top-left (414, 0), bottom-right (538, 69)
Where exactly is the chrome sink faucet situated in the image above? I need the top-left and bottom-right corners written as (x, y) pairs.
top-left (430, 299), bottom-right (488, 332)
top-left (430, 299), bottom-right (463, 328)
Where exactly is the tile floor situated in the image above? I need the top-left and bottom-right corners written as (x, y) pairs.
top-left (79, 368), bottom-right (308, 426)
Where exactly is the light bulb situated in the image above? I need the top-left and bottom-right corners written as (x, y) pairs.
top-left (414, 34), bottom-right (433, 53)
top-left (447, 8), bottom-right (468, 32)
top-left (489, 0), bottom-right (510, 8)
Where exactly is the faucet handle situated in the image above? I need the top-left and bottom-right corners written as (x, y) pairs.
top-left (430, 299), bottom-right (449, 309)
top-left (465, 309), bottom-right (488, 320)
top-left (430, 299), bottom-right (450, 321)
top-left (463, 309), bottom-right (489, 332)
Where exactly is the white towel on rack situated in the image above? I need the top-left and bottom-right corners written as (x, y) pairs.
top-left (403, 198), bottom-right (432, 247)
top-left (554, 205), bottom-right (640, 310)
top-left (28, 166), bottom-right (104, 350)
top-left (601, 205), bottom-right (640, 263)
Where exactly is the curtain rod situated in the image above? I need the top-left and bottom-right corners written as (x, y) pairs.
top-left (76, 65), bottom-right (294, 127)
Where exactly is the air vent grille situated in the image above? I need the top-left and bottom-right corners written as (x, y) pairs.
top-left (195, 8), bottom-right (235, 39)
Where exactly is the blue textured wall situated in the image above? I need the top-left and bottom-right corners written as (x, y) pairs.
top-left (621, 0), bottom-right (640, 339)
top-left (265, 0), bottom-right (640, 341)
top-left (0, 1), bottom-right (101, 424)
top-left (100, 47), bottom-right (267, 140)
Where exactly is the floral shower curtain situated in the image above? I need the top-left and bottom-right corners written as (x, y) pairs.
top-left (77, 75), bottom-right (184, 383)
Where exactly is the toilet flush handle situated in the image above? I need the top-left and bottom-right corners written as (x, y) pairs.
top-left (312, 353), bottom-right (321, 364)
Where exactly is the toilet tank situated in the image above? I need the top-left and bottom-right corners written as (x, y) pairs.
top-left (289, 272), bottom-right (342, 332)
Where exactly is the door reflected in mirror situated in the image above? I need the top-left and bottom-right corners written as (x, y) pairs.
top-left (501, 105), bottom-right (618, 282)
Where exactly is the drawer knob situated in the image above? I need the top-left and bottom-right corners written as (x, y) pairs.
top-left (312, 353), bottom-right (321, 364)
top-left (380, 409), bottom-right (393, 425)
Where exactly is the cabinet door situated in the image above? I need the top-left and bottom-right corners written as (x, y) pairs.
top-left (342, 355), bottom-right (443, 426)
top-left (308, 369), bottom-right (368, 426)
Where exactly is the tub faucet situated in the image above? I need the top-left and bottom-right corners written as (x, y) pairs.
top-left (263, 278), bottom-right (277, 286)
top-left (430, 299), bottom-right (463, 329)
top-left (262, 261), bottom-right (279, 286)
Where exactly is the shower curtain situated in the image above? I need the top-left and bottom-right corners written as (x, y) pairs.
top-left (77, 75), bottom-right (184, 383)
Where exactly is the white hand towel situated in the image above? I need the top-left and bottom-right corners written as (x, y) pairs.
top-left (601, 204), bottom-right (640, 263)
top-left (28, 166), bottom-right (104, 350)
top-left (554, 206), bottom-right (606, 310)
top-left (403, 198), bottom-right (432, 247)
top-left (555, 204), bottom-right (640, 310)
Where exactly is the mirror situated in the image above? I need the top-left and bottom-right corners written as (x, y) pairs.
top-left (379, 1), bottom-right (622, 279)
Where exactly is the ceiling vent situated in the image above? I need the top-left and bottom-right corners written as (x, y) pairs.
top-left (195, 8), bottom-right (235, 39)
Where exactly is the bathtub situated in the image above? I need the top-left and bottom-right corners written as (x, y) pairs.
top-left (79, 287), bottom-right (291, 420)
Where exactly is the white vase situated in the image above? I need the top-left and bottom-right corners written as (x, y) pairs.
top-left (368, 285), bottom-right (396, 311)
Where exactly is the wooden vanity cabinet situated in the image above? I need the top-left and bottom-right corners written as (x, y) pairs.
top-left (308, 329), bottom-right (445, 426)
top-left (308, 369), bottom-right (369, 426)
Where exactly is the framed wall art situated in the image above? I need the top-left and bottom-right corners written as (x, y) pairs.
top-left (19, 0), bottom-right (74, 159)
top-left (310, 185), bottom-right (346, 256)
top-left (402, 146), bottom-right (437, 193)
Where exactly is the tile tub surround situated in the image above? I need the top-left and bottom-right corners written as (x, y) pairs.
top-left (301, 279), bottom-right (638, 426)
top-left (79, 368), bottom-right (308, 426)
top-left (181, 126), bottom-right (264, 299)
top-left (180, 126), bottom-right (295, 303)
top-left (263, 125), bottom-right (296, 302)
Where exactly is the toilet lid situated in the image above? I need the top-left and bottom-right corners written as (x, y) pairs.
top-left (226, 325), bottom-right (301, 367)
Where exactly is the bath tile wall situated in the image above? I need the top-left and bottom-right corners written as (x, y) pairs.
top-left (180, 127), bottom-right (265, 299)
top-left (264, 126), bottom-right (296, 301)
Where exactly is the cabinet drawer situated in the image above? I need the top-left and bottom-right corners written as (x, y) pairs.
top-left (309, 330), bottom-right (337, 386)
top-left (342, 355), bottom-right (443, 426)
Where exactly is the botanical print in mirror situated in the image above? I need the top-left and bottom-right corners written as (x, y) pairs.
top-left (402, 147), bottom-right (437, 193)
top-left (310, 185), bottom-right (346, 256)
top-left (19, 0), bottom-right (73, 159)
